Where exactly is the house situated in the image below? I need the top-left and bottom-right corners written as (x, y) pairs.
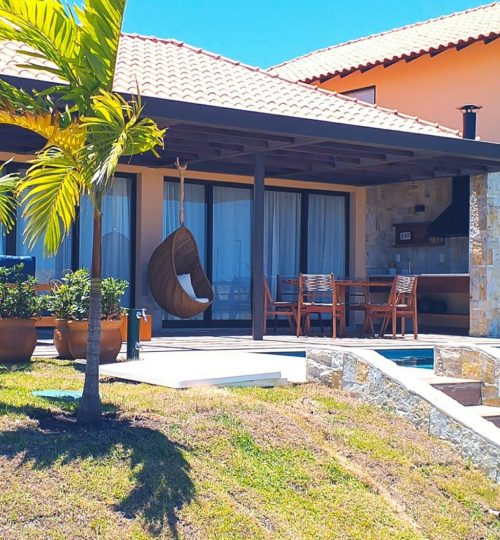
top-left (0, 15), bottom-right (499, 337)
top-left (268, 2), bottom-right (500, 141)
top-left (268, 2), bottom-right (500, 336)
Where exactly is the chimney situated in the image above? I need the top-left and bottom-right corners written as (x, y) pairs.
top-left (459, 104), bottom-right (481, 139)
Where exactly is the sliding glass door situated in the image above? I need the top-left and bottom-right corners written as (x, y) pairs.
top-left (264, 190), bottom-right (301, 297)
top-left (162, 178), bottom-right (348, 327)
top-left (0, 227), bottom-right (5, 255)
top-left (79, 175), bottom-right (134, 306)
top-left (307, 193), bottom-right (346, 276)
top-left (212, 186), bottom-right (252, 320)
top-left (15, 167), bottom-right (72, 282)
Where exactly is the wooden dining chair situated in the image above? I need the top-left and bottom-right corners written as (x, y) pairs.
top-left (364, 276), bottom-right (419, 339)
top-left (263, 278), bottom-right (296, 334)
top-left (296, 273), bottom-right (346, 338)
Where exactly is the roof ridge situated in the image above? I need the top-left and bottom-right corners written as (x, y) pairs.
top-left (267, 1), bottom-right (500, 73)
top-left (120, 33), bottom-right (459, 136)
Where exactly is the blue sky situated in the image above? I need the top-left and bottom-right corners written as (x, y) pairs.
top-left (121, 0), bottom-right (490, 68)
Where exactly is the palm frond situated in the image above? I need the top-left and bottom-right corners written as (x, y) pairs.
top-left (0, 162), bottom-right (19, 232)
top-left (0, 0), bottom-right (126, 106)
top-left (0, 79), bottom-right (54, 114)
top-left (0, 0), bottom-right (80, 88)
top-left (18, 145), bottom-right (85, 255)
top-left (82, 91), bottom-right (165, 186)
top-left (0, 109), bottom-right (86, 154)
top-left (75, 0), bottom-right (126, 91)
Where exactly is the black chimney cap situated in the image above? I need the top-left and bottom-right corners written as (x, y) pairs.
top-left (458, 104), bottom-right (482, 113)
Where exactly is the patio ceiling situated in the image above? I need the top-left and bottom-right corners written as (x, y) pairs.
top-left (150, 126), bottom-right (500, 186)
top-left (117, 95), bottom-right (500, 186)
top-left (1, 76), bottom-right (500, 186)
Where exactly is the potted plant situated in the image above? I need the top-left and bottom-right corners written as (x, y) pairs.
top-left (0, 264), bottom-right (42, 362)
top-left (48, 269), bottom-right (90, 359)
top-left (48, 269), bottom-right (128, 363)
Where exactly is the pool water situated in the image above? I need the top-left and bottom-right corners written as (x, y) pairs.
top-left (259, 351), bottom-right (306, 358)
top-left (375, 348), bottom-right (434, 370)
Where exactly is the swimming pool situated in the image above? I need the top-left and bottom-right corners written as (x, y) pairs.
top-left (257, 350), bottom-right (306, 358)
top-left (257, 349), bottom-right (434, 369)
top-left (375, 348), bottom-right (434, 370)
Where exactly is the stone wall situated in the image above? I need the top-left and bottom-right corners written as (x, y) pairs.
top-left (366, 177), bottom-right (468, 275)
top-left (469, 172), bottom-right (500, 337)
top-left (307, 347), bottom-right (500, 482)
top-left (434, 345), bottom-right (500, 406)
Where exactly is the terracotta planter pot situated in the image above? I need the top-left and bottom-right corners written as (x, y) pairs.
top-left (53, 320), bottom-right (74, 360)
top-left (67, 319), bottom-right (123, 364)
top-left (0, 318), bottom-right (37, 363)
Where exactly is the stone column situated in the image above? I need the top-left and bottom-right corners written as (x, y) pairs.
top-left (469, 172), bottom-right (500, 337)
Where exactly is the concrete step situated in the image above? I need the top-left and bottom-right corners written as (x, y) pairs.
top-left (431, 380), bottom-right (483, 406)
top-left (467, 405), bottom-right (500, 428)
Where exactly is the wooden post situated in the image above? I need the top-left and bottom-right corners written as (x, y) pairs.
top-left (252, 152), bottom-right (265, 340)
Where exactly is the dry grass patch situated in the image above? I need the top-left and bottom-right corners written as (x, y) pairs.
top-left (0, 358), bottom-right (498, 539)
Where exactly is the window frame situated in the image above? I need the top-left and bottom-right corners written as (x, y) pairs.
top-left (2, 162), bottom-right (137, 306)
top-left (341, 85), bottom-right (376, 104)
top-left (162, 176), bottom-right (350, 328)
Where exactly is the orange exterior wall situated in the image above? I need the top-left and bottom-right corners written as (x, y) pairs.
top-left (317, 39), bottom-right (500, 143)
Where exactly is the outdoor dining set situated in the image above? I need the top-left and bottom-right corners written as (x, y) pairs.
top-left (264, 274), bottom-right (419, 339)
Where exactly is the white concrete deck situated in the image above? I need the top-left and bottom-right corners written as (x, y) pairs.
top-left (99, 350), bottom-right (306, 389)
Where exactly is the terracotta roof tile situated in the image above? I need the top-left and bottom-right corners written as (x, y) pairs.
top-left (0, 34), bottom-right (458, 137)
top-left (268, 2), bottom-right (500, 82)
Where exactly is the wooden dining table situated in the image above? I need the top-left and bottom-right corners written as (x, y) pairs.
top-left (336, 278), bottom-right (392, 304)
top-left (278, 277), bottom-right (393, 337)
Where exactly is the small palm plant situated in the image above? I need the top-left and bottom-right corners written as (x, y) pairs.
top-left (0, 0), bottom-right (165, 425)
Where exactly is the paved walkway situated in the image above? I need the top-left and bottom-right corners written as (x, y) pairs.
top-left (35, 329), bottom-right (500, 359)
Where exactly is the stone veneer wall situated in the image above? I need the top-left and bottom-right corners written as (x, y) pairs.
top-left (470, 172), bottom-right (500, 337)
top-left (434, 345), bottom-right (500, 406)
top-left (366, 177), bottom-right (468, 275)
top-left (307, 348), bottom-right (500, 482)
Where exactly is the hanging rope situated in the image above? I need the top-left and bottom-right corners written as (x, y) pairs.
top-left (175, 157), bottom-right (188, 227)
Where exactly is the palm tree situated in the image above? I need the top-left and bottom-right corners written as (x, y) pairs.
top-left (0, 0), bottom-right (165, 425)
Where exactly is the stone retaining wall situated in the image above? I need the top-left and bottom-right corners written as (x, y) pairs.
top-left (307, 347), bottom-right (500, 482)
top-left (435, 345), bottom-right (500, 406)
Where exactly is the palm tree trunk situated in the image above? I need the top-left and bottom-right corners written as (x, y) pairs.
top-left (77, 203), bottom-right (103, 426)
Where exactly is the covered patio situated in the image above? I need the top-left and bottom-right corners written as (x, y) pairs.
top-left (127, 95), bottom-right (500, 340)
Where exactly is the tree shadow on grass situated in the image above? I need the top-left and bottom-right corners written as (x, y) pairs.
top-left (0, 362), bottom-right (35, 374)
top-left (0, 407), bottom-right (194, 538)
top-left (0, 358), bottom-right (75, 374)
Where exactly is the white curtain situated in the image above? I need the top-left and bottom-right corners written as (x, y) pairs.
top-left (264, 190), bottom-right (301, 297)
top-left (307, 194), bottom-right (346, 276)
top-left (163, 181), bottom-right (207, 321)
top-left (212, 186), bottom-right (252, 320)
top-left (163, 181), bottom-right (206, 264)
top-left (80, 176), bottom-right (132, 305)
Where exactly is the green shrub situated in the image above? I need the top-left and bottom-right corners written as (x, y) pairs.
top-left (48, 268), bottom-right (90, 320)
top-left (101, 277), bottom-right (128, 320)
top-left (0, 264), bottom-right (42, 319)
top-left (47, 269), bottom-right (127, 320)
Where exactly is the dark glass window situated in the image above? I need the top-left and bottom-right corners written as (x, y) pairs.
top-left (341, 86), bottom-right (375, 104)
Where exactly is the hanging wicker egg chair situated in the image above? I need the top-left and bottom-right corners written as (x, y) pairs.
top-left (147, 159), bottom-right (214, 319)
top-left (148, 226), bottom-right (213, 319)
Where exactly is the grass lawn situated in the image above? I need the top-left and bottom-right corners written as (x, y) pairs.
top-left (0, 358), bottom-right (499, 540)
